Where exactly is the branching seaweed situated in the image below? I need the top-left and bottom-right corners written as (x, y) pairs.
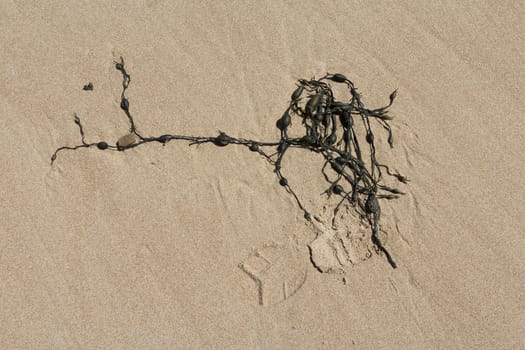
top-left (51, 57), bottom-right (408, 269)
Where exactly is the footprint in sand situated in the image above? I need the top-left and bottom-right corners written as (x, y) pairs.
top-left (239, 243), bottom-right (307, 306)
top-left (308, 214), bottom-right (373, 273)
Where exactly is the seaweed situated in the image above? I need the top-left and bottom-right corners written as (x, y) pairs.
top-left (51, 57), bottom-right (408, 269)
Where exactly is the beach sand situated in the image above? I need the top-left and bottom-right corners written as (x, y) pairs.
top-left (1, 1), bottom-right (523, 349)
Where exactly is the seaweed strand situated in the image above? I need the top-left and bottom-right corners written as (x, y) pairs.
top-left (51, 60), bottom-right (408, 269)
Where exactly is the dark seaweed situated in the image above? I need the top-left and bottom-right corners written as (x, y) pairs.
top-left (83, 82), bottom-right (93, 91)
top-left (51, 58), bottom-right (408, 269)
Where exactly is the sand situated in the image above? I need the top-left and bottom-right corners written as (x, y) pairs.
top-left (1, 1), bottom-right (524, 349)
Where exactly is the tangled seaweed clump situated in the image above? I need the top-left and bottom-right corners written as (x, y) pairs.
top-left (51, 57), bottom-right (408, 269)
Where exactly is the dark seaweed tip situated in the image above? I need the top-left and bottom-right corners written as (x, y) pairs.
top-left (389, 89), bottom-right (398, 103)
top-left (396, 175), bottom-right (409, 183)
top-left (291, 85), bottom-right (304, 101)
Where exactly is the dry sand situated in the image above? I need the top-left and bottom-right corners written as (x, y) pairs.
top-left (1, 1), bottom-right (524, 349)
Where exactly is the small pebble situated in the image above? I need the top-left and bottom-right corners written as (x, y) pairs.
top-left (116, 133), bottom-right (137, 150)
